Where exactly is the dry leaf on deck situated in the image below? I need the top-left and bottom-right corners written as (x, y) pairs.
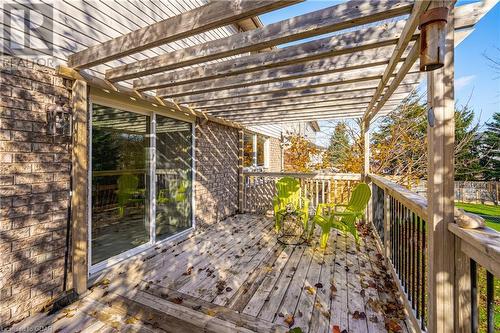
top-left (284, 314), bottom-right (295, 327)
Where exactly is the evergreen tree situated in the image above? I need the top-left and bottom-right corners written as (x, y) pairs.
top-left (327, 122), bottom-right (350, 168)
top-left (454, 105), bottom-right (482, 180)
top-left (480, 112), bottom-right (500, 180)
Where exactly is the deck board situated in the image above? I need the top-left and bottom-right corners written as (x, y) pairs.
top-left (13, 214), bottom-right (410, 333)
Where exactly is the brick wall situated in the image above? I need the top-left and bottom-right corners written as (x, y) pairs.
top-left (194, 121), bottom-right (239, 226)
top-left (0, 57), bottom-right (71, 326)
top-left (268, 137), bottom-right (282, 172)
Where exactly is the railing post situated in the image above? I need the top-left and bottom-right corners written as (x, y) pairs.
top-left (426, 3), bottom-right (456, 332)
top-left (384, 191), bottom-right (391, 258)
top-left (454, 237), bottom-right (471, 333)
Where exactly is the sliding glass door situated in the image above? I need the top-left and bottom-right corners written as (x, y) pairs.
top-left (155, 115), bottom-right (193, 240)
top-left (90, 103), bottom-right (193, 269)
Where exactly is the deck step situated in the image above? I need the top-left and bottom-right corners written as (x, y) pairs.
top-left (87, 283), bottom-right (288, 333)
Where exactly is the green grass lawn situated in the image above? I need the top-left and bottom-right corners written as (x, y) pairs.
top-left (455, 202), bottom-right (500, 231)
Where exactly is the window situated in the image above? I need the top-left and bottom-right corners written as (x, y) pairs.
top-left (243, 132), bottom-right (268, 169)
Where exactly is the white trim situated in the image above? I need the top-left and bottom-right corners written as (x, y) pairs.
top-left (149, 113), bottom-right (157, 244)
top-left (264, 138), bottom-right (270, 169)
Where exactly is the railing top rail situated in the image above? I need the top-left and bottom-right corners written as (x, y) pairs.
top-left (449, 223), bottom-right (500, 276)
top-left (368, 173), bottom-right (428, 220)
top-left (242, 171), bottom-right (362, 180)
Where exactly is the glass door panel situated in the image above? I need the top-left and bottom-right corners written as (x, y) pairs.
top-left (155, 115), bottom-right (193, 240)
top-left (91, 105), bottom-right (150, 265)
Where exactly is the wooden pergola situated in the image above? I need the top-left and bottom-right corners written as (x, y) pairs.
top-left (58, 1), bottom-right (496, 332)
top-left (60, 0), bottom-right (493, 126)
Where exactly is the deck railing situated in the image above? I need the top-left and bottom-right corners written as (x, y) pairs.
top-left (240, 171), bottom-right (498, 332)
top-left (241, 171), bottom-right (361, 213)
top-left (368, 174), bottom-right (499, 333)
top-left (369, 174), bottom-right (429, 330)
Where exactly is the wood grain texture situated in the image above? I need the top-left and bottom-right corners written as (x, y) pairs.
top-left (71, 79), bottom-right (89, 295)
top-left (106, 0), bottom-right (413, 81)
top-left (68, 0), bottom-right (299, 68)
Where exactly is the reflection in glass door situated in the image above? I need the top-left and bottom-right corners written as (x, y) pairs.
top-left (91, 105), bottom-right (150, 265)
top-left (155, 115), bottom-right (193, 240)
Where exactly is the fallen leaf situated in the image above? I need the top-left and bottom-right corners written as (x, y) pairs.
top-left (314, 282), bottom-right (323, 288)
top-left (385, 319), bottom-right (402, 332)
top-left (125, 317), bottom-right (139, 324)
top-left (332, 325), bottom-right (341, 333)
top-left (206, 309), bottom-right (217, 317)
top-left (192, 305), bottom-right (202, 311)
top-left (305, 286), bottom-right (315, 295)
top-left (172, 297), bottom-right (183, 304)
top-left (352, 311), bottom-right (366, 320)
top-left (182, 267), bottom-right (193, 276)
top-left (225, 287), bottom-right (233, 292)
top-left (284, 314), bottom-right (295, 327)
top-left (288, 328), bottom-right (303, 333)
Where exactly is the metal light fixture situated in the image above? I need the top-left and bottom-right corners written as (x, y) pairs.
top-left (418, 7), bottom-right (449, 72)
top-left (47, 97), bottom-right (72, 136)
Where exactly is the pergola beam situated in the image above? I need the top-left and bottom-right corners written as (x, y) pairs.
top-left (136, 21), bottom-right (408, 91)
top-left (106, 0), bottom-right (413, 81)
top-left (366, 40), bottom-right (420, 123)
top-left (363, 0), bottom-right (430, 121)
top-left (67, 0), bottom-right (299, 69)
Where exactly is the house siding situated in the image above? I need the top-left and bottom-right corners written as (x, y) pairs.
top-left (194, 121), bottom-right (239, 226)
top-left (0, 57), bottom-right (71, 326)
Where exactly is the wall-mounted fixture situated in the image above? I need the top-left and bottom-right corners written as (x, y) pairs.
top-left (47, 97), bottom-right (72, 136)
top-left (419, 7), bottom-right (449, 71)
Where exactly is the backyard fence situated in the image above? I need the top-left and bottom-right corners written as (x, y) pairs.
top-left (412, 180), bottom-right (499, 205)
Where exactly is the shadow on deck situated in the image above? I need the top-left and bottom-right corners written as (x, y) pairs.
top-left (13, 214), bottom-right (413, 333)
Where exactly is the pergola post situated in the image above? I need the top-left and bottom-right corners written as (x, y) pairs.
top-left (426, 4), bottom-right (456, 333)
top-left (363, 119), bottom-right (371, 225)
top-left (71, 79), bottom-right (89, 295)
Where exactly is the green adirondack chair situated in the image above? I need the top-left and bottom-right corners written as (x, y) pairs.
top-left (272, 177), bottom-right (310, 234)
top-left (312, 182), bottom-right (371, 248)
top-left (117, 174), bottom-right (142, 217)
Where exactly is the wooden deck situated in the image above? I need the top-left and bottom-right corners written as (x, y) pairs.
top-left (13, 214), bottom-right (412, 333)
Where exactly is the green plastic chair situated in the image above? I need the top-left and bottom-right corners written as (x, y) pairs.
top-left (312, 182), bottom-right (371, 248)
top-left (117, 174), bottom-right (141, 217)
top-left (272, 177), bottom-right (310, 234)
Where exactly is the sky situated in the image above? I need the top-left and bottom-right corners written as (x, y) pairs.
top-left (259, 0), bottom-right (500, 144)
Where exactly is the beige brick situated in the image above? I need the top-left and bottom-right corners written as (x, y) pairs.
top-left (0, 163), bottom-right (32, 174)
